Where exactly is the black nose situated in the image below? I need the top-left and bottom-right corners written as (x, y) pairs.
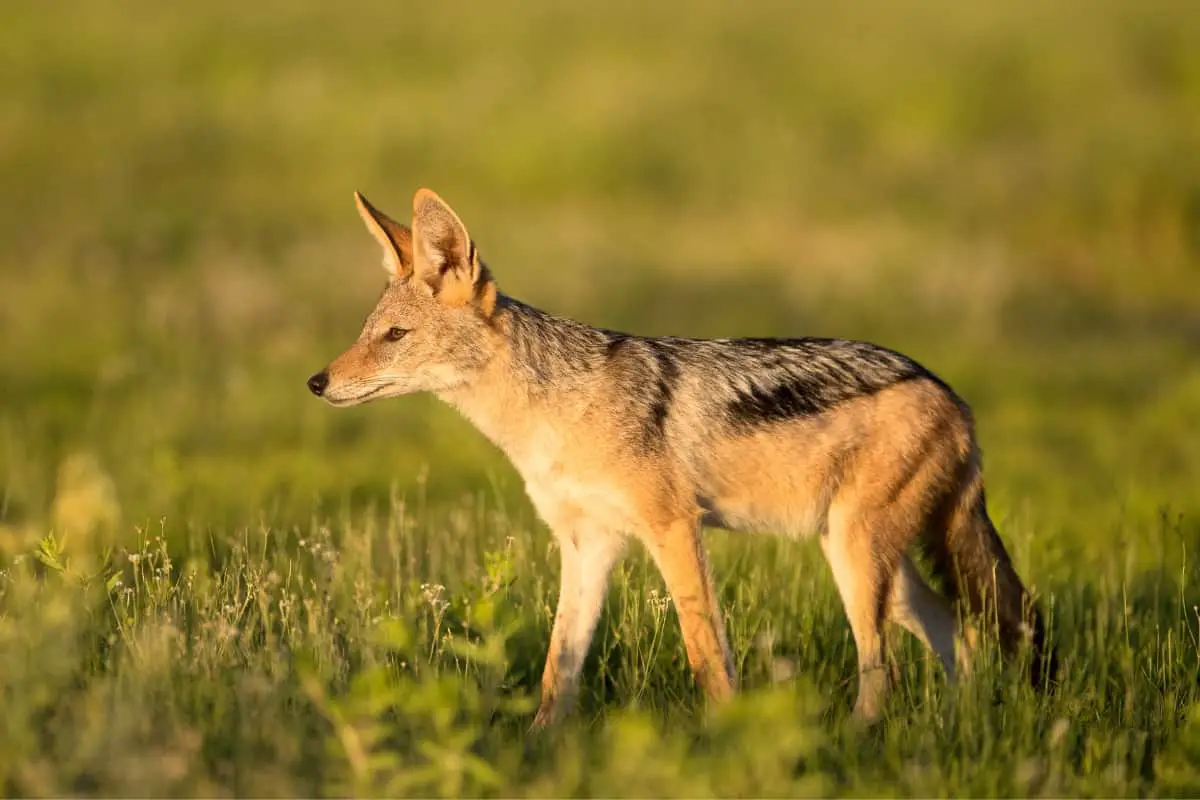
top-left (307, 371), bottom-right (329, 397)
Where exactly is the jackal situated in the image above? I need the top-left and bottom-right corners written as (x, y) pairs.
top-left (308, 188), bottom-right (1055, 728)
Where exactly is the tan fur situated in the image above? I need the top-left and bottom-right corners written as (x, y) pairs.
top-left (310, 188), bottom-right (1053, 730)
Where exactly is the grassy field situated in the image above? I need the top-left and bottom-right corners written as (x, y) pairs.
top-left (2, 0), bottom-right (1200, 795)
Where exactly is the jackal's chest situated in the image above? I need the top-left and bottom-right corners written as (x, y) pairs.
top-left (510, 436), bottom-right (643, 535)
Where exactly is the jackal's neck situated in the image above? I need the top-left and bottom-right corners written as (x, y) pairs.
top-left (436, 294), bottom-right (611, 454)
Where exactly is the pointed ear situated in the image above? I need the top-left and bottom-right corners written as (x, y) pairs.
top-left (411, 188), bottom-right (496, 312)
top-left (354, 191), bottom-right (414, 279)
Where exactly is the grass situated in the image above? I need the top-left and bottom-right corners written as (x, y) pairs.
top-left (2, 0), bottom-right (1200, 795)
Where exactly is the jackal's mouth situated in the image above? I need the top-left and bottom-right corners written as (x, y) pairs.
top-left (325, 383), bottom-right (388, 407)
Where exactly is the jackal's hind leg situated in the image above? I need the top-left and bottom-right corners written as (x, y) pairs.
top-left (887, 554), bottom-right (969, 682)
top-left (820, 514), bottom-right (895, 724)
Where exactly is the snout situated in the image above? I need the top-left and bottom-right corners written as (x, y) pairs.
top-left (307, 370), bottom-right (330, 397)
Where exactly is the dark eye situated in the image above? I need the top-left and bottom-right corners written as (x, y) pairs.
top-left (384, 326), bottom-right (408, 342)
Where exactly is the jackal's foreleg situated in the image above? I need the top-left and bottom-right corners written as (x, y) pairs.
top-left (644, 515), bottom-right (737, 703)
top-left (531, 523), bottom-right (625, 732)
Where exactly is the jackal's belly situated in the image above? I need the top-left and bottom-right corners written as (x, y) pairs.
top-left (689, 430), bottom-right (846, 539)
top-left (697, 489), bottom-right (828, 538)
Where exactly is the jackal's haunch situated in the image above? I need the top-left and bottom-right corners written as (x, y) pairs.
top-left (308, 188), bottom-right (1056, 728)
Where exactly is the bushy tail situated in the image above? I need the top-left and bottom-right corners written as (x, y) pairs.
top-left (922, 466), bottom-right (1058, 690)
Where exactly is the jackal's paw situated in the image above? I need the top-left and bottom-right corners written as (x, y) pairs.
top-left (849, 700), bottom-right (885, 729)
top-left (527, 705), bottom-right (558, 736)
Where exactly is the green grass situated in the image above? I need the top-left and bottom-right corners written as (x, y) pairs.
top-left (2, 0), bottom-right (1200, 795)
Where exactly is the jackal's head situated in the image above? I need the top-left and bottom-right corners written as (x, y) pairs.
top-left (308, 188), bottom-right (499, 406)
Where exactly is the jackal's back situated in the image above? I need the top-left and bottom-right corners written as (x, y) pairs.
top-left (498, 298), bottom-right (962, 445)
top-left (589, 329), bottom-right (957, 441)
top-left (652, 335), bottom-right (946, 423)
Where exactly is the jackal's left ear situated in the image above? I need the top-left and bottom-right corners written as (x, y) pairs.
top-left (411, 188), bottom-right (496, 313)
top-left (355, 192), bottom-right (414, 279)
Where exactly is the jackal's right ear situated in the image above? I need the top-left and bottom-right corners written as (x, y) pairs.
top-left (411, 188), bottom-right (496, 313)
top-left (354, 192), bottom-right (414, 279)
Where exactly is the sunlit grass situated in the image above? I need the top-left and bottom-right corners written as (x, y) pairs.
top-left (1, 489), bottom-right (1196, 795)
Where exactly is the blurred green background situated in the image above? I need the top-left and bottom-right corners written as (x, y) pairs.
top-left (4, 0), bottom-right (1197, 536)
top-left (2, 1), bottom-right (1200, 794)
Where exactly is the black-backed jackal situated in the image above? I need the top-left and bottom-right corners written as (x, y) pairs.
top-left (308, 188), bottom-right (1055, 728)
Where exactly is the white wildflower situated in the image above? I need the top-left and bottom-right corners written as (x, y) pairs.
top-left (421, 582), bottom-right (449, 613)
top-left (647, 588), bottom-right (672, 618)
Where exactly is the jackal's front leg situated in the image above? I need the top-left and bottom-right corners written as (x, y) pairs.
top-left (530, 524), bottom-right (625, 732)
top-left (644, 516), bottom-right (737, 703)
